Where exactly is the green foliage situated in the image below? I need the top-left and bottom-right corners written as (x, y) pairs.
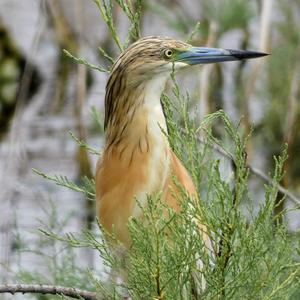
top-left (94, 0), bottom-right (143, 50)
top-left (115, 0), bottom-right (142, 44)
top-left (14, 199), bottom-right (96, 300)
top-left (63, 49), bottom-right (109, 73)
top-left (262, 0), bottom-right (300, 181)
top-left (30, 101), bottom-right (300, 299)
top-left (63, 0), bottom-right (143, 76)
top-left (69, 130), bottom-right (101, 155)
top-left (32, 168), bottom-right (95, 202)
top-left (158, 84), bottom-right (299, 299)
top-left (145, 1), bottom-right (196, 37)
top-left (16, 1), bottom-right (300, 299)
top-left (201, 0), bottom-right (255, 33)
top-left (30, 82), bottom-right (300, 298)
top-left (94, 0), bottom-right (123, 51)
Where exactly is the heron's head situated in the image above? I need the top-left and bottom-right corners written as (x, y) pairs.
top-left (110, 36), bottom-right (268, 86)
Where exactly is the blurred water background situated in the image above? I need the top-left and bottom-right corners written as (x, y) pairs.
top-left (0, 0), bottom-right (299, 297)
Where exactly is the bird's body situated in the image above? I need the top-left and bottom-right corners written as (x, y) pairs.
top-left (95, 36), bottom-right (267, 252)
top-left (96, 38), bottom-right (198, 246)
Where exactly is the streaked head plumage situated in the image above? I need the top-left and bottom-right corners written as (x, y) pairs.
top-left (109, 36), bottom-right (268, 83)
top-left (110, 36), bottom-right (191, 80)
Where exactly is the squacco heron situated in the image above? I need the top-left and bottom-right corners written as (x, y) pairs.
top-left (96, 36), bottom-right (267, 250)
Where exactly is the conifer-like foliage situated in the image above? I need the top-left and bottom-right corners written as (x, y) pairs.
top-left (15, 1), bottom-right (299, 299)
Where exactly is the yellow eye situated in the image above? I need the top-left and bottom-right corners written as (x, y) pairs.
top-left (164, 49), bottom-right (173, 58)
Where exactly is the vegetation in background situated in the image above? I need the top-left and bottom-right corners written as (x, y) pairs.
top-left (23, 89), bottom-right (300, 299)
top-left (0, 19), bottom-right (41, 139)
top-left (264, 1), bottom-right (300, 187)
top-left (1, 0), bottom-right (299, 299)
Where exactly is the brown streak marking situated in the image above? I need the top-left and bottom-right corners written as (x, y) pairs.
top-left (128, 103), bottom-right (139, 126)
top-left (119, 144), bottom-right (128, 160)
top-left (138, 138), bottom-right (142, 153)
top-left (106, 133), bottom-right (118, 151)
top-left (145, 124), bottom-right (150, 153)
top-left (115, 121), bottom-right (129, 146)
top-left (128, 145), bottom-right (137, 167)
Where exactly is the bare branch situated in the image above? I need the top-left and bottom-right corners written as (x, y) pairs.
top-left (0, 284), bottom-right (98, 300)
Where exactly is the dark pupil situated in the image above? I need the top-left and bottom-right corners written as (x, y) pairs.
top-left (167, 50), bottom-right (172, 56)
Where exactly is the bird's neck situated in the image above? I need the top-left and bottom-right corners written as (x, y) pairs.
top-left (105, 74), bottom-right (169, 163)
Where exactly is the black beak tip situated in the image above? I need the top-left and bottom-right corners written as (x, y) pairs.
top-left (227, 49), bottom-right (270, 60)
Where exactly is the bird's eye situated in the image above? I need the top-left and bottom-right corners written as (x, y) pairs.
top-left (164, 49), bottom-right (173, 59)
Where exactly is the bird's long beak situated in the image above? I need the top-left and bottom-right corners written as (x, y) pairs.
top-left (176, 47), bottom-right (269, 65)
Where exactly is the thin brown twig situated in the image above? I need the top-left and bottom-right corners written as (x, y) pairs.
top-left (0, 284), bottom-right (98, 300)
